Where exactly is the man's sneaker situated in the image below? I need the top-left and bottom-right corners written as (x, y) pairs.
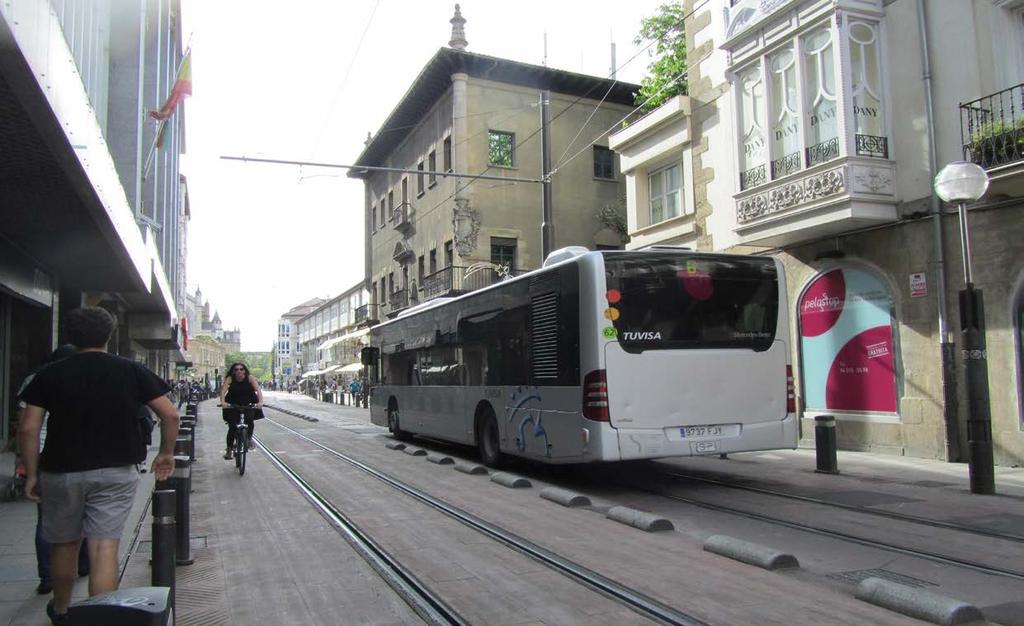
top-left (36, 580), bottom-right (52, 595)
top-left (223, 449), bottom-right (233, 460)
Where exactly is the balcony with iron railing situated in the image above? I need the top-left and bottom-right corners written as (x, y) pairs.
top-left (961, 83), bottom-right (1024, 170)
top-left (421, 264), bottom-right (523, 301)
top-left (392, 202), bottom-right (413, 233)
top-left (387, 289), bottom-right (409, 314)
top-left (354, 303), bottom-right (378, 325)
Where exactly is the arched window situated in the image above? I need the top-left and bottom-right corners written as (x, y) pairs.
top-left (798, 266), bottom-right (898, 414)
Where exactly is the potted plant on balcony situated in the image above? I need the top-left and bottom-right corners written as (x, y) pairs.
top-left (966, 117), bottom-right (1024, 167)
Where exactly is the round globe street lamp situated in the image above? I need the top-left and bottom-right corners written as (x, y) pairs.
top-left (934, 161), bottom-right (993, 494)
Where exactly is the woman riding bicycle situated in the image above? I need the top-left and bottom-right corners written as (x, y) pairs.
top-left (219, 362), bottom-right (263, 460)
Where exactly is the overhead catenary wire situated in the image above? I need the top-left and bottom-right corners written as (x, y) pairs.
top-left (551, 0), bottom-right (704, 170)
top-left (551, 0), bottom-right (705, 173)
top-left (309, 0), bottom-right (382, 158)
top-left (407, 0), bottom-right (707, 228)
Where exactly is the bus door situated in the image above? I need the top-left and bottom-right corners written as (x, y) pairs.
top-left (601, 254), bottom-right (787, 434)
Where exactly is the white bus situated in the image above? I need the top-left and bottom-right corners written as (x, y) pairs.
top-left (364, 247), bottom-right (796, 466)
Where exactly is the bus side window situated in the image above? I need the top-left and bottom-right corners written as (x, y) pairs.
top-left (464, 348), bottom-right (485, 386)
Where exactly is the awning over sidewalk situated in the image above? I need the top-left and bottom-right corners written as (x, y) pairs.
top-left (339, 362), bottom-right (363, 373)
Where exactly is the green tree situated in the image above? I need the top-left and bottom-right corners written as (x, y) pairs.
top-left (224, 352), bottom-right (273, 383)
top-left (634, 2), bottom-right (688, 111)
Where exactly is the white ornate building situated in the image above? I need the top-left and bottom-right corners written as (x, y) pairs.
top-left (611, 0), bottom-right (1024, 465)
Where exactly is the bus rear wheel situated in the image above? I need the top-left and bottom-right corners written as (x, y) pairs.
top-left (477, 409), bottom-right (503, 468)
top-left (388, 400), bottom-right (411, 441)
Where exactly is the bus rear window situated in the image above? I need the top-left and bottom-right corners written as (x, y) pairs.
top-left (603, 253), bottom-right (778, 352)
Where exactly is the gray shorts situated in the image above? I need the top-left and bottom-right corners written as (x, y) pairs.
top-left (39, 466), bottom-right (140, 543)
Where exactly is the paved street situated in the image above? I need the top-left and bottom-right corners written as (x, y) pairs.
top-left (7, 393), bottom-right (1021, 624)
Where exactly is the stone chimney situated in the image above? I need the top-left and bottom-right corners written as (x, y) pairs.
top-left (449, 4), bottom-right (467, 50)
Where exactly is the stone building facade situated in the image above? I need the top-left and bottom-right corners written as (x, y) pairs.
top-left (610, 0), bottom-right (1024, 465)
top-left (351, 9), bottom-right (636, 318)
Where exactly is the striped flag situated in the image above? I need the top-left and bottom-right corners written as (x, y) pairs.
top-left (149, 49), bottom-right (192, 122)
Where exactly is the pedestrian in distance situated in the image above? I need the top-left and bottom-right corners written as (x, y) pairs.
top-left (218, 362), bottom-right (264, 460)
top-left (17, 306), bottom-right (180, 624)
top-left (13, 345), bottom-right (90, 596)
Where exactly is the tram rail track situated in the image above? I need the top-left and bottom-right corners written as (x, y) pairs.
top-left (264, 401), bottom-right (1024, 588)
top-left (260, 410), bottom-right (709, 626)
top-left (254, 434), bottom-right (468, 626)
top-left (635, 483), bottom-right (1024, 582)
top-left (658, 469), bottom-right (1024, 544)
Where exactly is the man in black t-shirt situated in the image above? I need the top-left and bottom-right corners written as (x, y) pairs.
top-left (18, 307), bottom-right (180, 623)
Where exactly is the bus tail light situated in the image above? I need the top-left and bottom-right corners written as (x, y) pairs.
top-left (786, 365), bottom-right (796, 414)
top-left (583, 369), bottom-right (610, 422)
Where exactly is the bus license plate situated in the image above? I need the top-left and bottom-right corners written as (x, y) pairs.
top-left (682, 425), bottom-right (724, 438)
top-left (693, 441), bottom-right (718, 453)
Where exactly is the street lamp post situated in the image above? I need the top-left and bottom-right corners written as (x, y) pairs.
top-left (933, 161), bottom-right (993, 495)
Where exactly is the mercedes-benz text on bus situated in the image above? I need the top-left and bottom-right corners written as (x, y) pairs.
top-left (363, 247), bottom-right (797, 466)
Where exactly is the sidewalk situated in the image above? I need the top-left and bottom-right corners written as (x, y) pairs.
top-left (0, 448), bottom-right (162, 626)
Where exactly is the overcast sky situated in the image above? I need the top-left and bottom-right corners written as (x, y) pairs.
top-left (181, 0), bottom-right (665, 350)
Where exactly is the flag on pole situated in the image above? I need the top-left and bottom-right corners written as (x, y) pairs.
top-left (144, 48), bottom-right (191, 178)
top-left (149, 49), bottom-right (192, 122)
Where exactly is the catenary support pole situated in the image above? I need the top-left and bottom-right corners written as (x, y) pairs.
top-left (540, 90), bottom-right (553, 259)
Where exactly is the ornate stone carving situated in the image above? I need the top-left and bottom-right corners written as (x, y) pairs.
top-left (451, 198), bottom-right (480, 256)
top-left (737, 166), bottom-right (846, 224)
top-left (853, 167), bottom-right (894, 194)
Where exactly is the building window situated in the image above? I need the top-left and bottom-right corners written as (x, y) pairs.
top-left (849, 21), bottom-right (887, 159)
top-left (428, 150), bottom-right (437, 186)
top-left (379, 198), bottom-right (386, 227)
top-left (769, 45), bottom-right (801, 179)
top-left (372, 205), bottom-right (377, 231)
top-left (738, 66), bottom-right (766, 190)
top-left (649, 163), bottom-right (683, 224)
top-left (443, 136), bottom-right (452, 172)
top-left (429, 249), bottom-right (437, 274)
top-left (387, 191), bottom-right (394, 221)
top-left (490, 237), bottom-right (517, 271)
top-left (804, 26), bottom-right (839, 166)
top-left (388, 272), bottom-right (395, 296)
top-left (798, 266), bottom-right (898, 414)
top-left (401, 177), bottom-right (408, 206)
top-left (444, 240), bottom-right (453, 267)
top-left (593, 146), bottom-right (615, 179)
top-left (488, 130), bottom-right (515, 167)
top-left (417, 161), bottom-right (425, 196)
top-left (418, 254), bottom-right (425, 284)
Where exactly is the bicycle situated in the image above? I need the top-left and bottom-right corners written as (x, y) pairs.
top-left (222, 403), bottom-right (258, 476)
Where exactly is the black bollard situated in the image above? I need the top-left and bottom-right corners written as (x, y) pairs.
top-left (155, 456), bottom-right (194, 565)
top-left (814, 415), bottom-right (839, 474)
top-left (151, 490), bottom-right (176, 609)
top-left (177, 425), bottom-right (194, 461)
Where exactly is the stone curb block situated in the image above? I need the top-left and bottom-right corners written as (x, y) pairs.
top-left (702, 535), bottom-right (799, 570)
top-left (453, 462), bottom-right (488, 475)
top-left (426, 454), bottom-right (454, 465)
top-left (490, 472), bottom-right (531, 488)
top-left (606, 506), bottom-right (674, 532)
top-left (539, 487), bottom-right (591, 507)
top-left (385, 441), bottom-right (406, 451)
top-left (854, 577), bottom-right (984, 626)
top-left (402, 447), bottom-right (427, 456)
